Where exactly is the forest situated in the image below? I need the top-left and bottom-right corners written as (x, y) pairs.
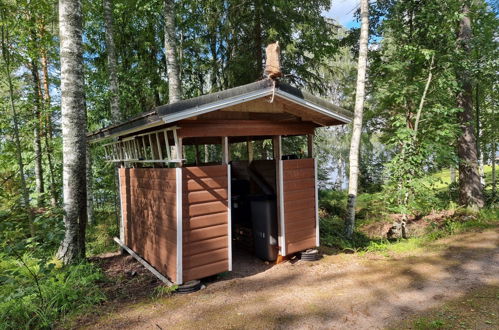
top-left (0, 0), bottom-right (498, 328)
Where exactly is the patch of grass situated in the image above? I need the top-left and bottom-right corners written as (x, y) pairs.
top-left (0, 254), bottom-right (106, 329)
top-left (390, 285), bottom-right (499, 329)
top-left (153, 285), bottom-right (178, 298)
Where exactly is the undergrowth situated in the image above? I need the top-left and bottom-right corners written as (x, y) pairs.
top-left (0, 207), bottom-right (115, 330)
top-left (86, 209), bottom-right (119, 256)
top-left (319, 193), bottom-right (498, 255)
top-left (0, 254), bottom-right (106, 330)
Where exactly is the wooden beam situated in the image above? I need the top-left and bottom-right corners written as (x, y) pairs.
top-left (113, 237), bottom-right (174, 286)
top-left (178, 120), bottom-right (316, 138)
top-left (307, 134), bottom-right (314, 158)
top-left (197, 111), bottom-right (299, 121)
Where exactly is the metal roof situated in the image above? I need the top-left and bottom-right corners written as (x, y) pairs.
top-left (88, 79), bottom-right (353, 141)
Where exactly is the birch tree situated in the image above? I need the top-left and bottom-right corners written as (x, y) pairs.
top-left (57, 0), bottom-right (88, 263)
top-left (164, 0), bottom-right (181, 103)
top-left (345, 0), bottom-right (369, 239)
top-left (456, 1), bottom-right (484, 208)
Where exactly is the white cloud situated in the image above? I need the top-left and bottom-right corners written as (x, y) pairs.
top-left (323, 0), bottom-right (360, 27)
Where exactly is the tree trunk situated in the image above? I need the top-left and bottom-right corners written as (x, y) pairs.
top-left (30, 60), bottom-right (45, 208)
top-left (103, 0), bottom-right (121, 123)
top-left (475, 85), bottom-right (485, 185)
top-left (492, 104), bottom-right (496, 197)
top-left (57, 0), bottom-right (88, 264)
top-left (337, 157), bottom-right (343, 190)
top-left (450, 166), bottom-right (457, 183)
top-left (41, 49), bottom-right (58, 206)
top-left (104, 0), bottom-right (122, 229)
top-left (86, 142), bottom-right (94, 225)
top-left (253, 0), bottom-right (263, 80)
top-left (456, 2), bottom-right (484, 209)
top-left (1, 23), bottom-right (35, 237)
top-left (163, 0), bottom-right (182, 103)
top-left (345, 0), bottom-right (369, 239)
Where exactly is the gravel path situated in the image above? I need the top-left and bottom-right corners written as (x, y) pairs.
top-left (82, 227), bottom-right (499, 329)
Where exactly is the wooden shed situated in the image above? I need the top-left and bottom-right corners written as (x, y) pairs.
top-left (88, 78), bottom-right (352, 285)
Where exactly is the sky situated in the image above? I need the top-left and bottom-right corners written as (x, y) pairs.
top-left (322, 0), bottom-right (361, 29)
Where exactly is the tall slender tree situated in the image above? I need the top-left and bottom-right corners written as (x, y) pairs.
top-left (103, 0), bottom-right (121, 228)
top-left (103, 0), bottom-right (120, 123)
top-left (456, 0), bottom-right (484, 208)
top-left (30, 59), bottom-right (45, 208)
top-left (0, 12), bottom-right (35, 237)
top-left (345, 0), bottom-right (369, 239)
top-left (57, 0), bottom-right (88, 263)
top-left (40, 28), bottom-right (59, 207)
top-left (164, 0), bottom-right (181, 103)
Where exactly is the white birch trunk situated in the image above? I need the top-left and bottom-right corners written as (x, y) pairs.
top-left (57, 0), bottom-right (88, 263)
top-left (345, 0), bottom-right (369, 238)
top-left (164, 0), bottom-right (182, 103)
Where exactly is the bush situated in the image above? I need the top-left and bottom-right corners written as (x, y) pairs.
top-left (86, 209), bottom-right (119, 256)
top-left (319, 190), bottom-right (348, 218)
top-left (0, 254), bottom-right (105, 330)
top-left (319, 216), bottom-right (373, 250)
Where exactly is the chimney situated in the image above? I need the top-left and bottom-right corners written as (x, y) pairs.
top-left (264, 42), bottom-right (282, 79)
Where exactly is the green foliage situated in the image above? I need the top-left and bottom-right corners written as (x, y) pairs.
top-left (0, 255), bottom-right (105, 330)
top-left (318, 178), bottom-right (498, 253)
top-left (86, 209), bottom-right (119, 256)
top-left (153, 284), bottom-right (178, 298)
top-left (319, 215), bottom-right (373, 251)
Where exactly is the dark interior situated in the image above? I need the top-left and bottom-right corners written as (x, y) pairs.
top-left (230, 160), bottom-right (279, 262)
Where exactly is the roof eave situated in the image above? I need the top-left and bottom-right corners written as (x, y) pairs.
top-left (274, 90), bottom-right (352, 124)
top-left (161, 87), bottom-right (274, 124)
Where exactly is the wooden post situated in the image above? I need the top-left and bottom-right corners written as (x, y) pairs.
top-left (222, 136), bottom-right (230, 164)
top-left (247, 139), bottom-right (254, 162)
top-left (273, 136), bottom-right (286, 256)
top-left (195, 144), bottom-right (200, 165)
top-left (307, 134), bottom-right (314, 158)
top-left (178, 137), bottom-right (183, 167)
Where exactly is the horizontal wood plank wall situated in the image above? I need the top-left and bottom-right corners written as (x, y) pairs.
top-left (182, 165), bottom-right (229, 282)
top-left (282, 159), bottom-right (317, 254)
top-left (119, 168), bottom-right (177, 283)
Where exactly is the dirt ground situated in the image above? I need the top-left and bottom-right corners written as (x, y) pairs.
top-left (76, 227), bottom-right (498, 329)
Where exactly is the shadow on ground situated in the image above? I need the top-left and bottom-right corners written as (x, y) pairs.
top-left (78, 227), bottom-right (498, 329)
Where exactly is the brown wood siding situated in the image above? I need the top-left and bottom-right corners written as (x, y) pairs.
top-left (282, 158), bottom-right (317, 255)
top-left (182, 165), bottom-right (229, 282)
top-left (119, 168), bottom-right (177, 283)
top-left (178, 120), bottom-right (316, 138)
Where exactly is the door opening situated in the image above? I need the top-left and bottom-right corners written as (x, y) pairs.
top-left (230, 159), bottom-right (279, 263)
